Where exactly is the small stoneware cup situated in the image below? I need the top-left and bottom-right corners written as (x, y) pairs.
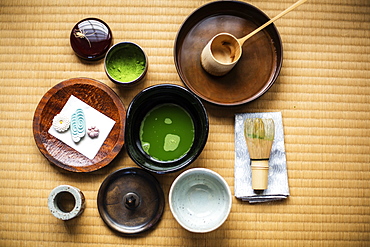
top-left (104, 42), bottom-right (148, 86)
top-left (48, 185), bottom-right (85, 221)
top-left (200, 33), bottom-right (242, 76)
top-left (169, 168), bottom-right (232, 233)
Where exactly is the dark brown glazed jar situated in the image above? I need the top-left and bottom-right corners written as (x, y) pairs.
top-left (70, 18), bottom-right (113, 61)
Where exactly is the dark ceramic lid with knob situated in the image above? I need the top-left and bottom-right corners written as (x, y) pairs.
top-left (97, 167), bottom-right (165, 235)
top-left (70, 18), bottom-right (113, 61)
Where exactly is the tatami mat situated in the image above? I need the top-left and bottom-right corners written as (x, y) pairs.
top-left (0, 0), bottom-right (369, 246)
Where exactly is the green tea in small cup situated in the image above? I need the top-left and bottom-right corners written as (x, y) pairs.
top-left (104, 42), bottom-right (147, 86)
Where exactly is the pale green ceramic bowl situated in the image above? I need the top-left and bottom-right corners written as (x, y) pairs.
top-left (169, 168), bottom-right (232, 233)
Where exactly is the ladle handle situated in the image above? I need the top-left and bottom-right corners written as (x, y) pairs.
top-left (238, 0), bottom-right (307, 45)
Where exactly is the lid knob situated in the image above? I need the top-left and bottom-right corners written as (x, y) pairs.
top-left (123, 192), bottom-right (140, 209)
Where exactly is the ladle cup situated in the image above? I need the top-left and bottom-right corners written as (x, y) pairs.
top-left (201, 0), bottom-right (307, 76)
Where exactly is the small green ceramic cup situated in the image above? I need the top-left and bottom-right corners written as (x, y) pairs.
top-left (104, 42), bottom-right (148, 86)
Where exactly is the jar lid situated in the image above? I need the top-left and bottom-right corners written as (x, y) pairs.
top-left (97, 168), bottom-right (165, 234)
top-left (70, 18), bottom-right (113, 61)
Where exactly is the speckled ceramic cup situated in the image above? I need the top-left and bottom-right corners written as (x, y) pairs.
top-left (169, 168), bottom-right (232, 233)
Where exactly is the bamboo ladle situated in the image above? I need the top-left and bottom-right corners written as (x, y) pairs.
top-left (201, 0), bottom-right (307, 76)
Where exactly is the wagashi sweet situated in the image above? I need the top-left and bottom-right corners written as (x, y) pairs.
top-left (52, 113), bottom-right (70, 132)
top-left (71, 109), bottom-right (86, 143)
top-left (87, 126), bottom-right (99, 138)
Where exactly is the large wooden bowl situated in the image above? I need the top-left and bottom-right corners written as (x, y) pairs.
top-left (33, 78), bottom-right (126, 172)
top-left (174, 1), bottom-right (283, 106)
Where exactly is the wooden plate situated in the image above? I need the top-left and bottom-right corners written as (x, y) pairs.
top-left (33, 78), bottom-right (126, 172)
top-left (174, 1), bottom-right (283, 106)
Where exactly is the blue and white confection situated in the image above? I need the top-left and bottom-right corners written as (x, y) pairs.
top-left (70, 108), bottom-right (86, 143)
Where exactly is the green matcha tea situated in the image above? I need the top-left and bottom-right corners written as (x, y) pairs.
top-left (106, 44), bottom-right (146, 82)
top-left (140, 104), bottom-right (195, 161)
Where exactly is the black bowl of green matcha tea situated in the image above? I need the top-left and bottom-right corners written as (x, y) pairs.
top-left (125, 84), bottom-right (209, 174)
top-left (104, 42), bottom-right (147, 86)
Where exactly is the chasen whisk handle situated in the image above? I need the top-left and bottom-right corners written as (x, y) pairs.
top-left (251, 159), bottom-right (269, 190)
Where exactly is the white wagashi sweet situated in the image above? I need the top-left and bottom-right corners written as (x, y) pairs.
top-left (52, 113), bottom-right (70, 132)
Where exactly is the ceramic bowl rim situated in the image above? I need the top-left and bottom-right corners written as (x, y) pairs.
top-left (169, 168), bottom-right (232, 233)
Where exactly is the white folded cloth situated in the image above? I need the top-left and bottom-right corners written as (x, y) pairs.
top-left (234, 112), bottom-right (289, 203)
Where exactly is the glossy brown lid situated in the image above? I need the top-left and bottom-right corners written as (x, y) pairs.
top-left (174, 1), bottom-right (283, 106)
top-left (97, 168), bottom-right (165, 235)
top-left (70, 18), bottom-right (113, 61)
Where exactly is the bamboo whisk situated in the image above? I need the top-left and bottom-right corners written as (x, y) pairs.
top-left (244, 118), bottom-right (275, 190)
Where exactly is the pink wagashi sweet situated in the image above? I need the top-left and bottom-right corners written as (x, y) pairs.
top-left (87, 126), bottom-right (100, 138)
